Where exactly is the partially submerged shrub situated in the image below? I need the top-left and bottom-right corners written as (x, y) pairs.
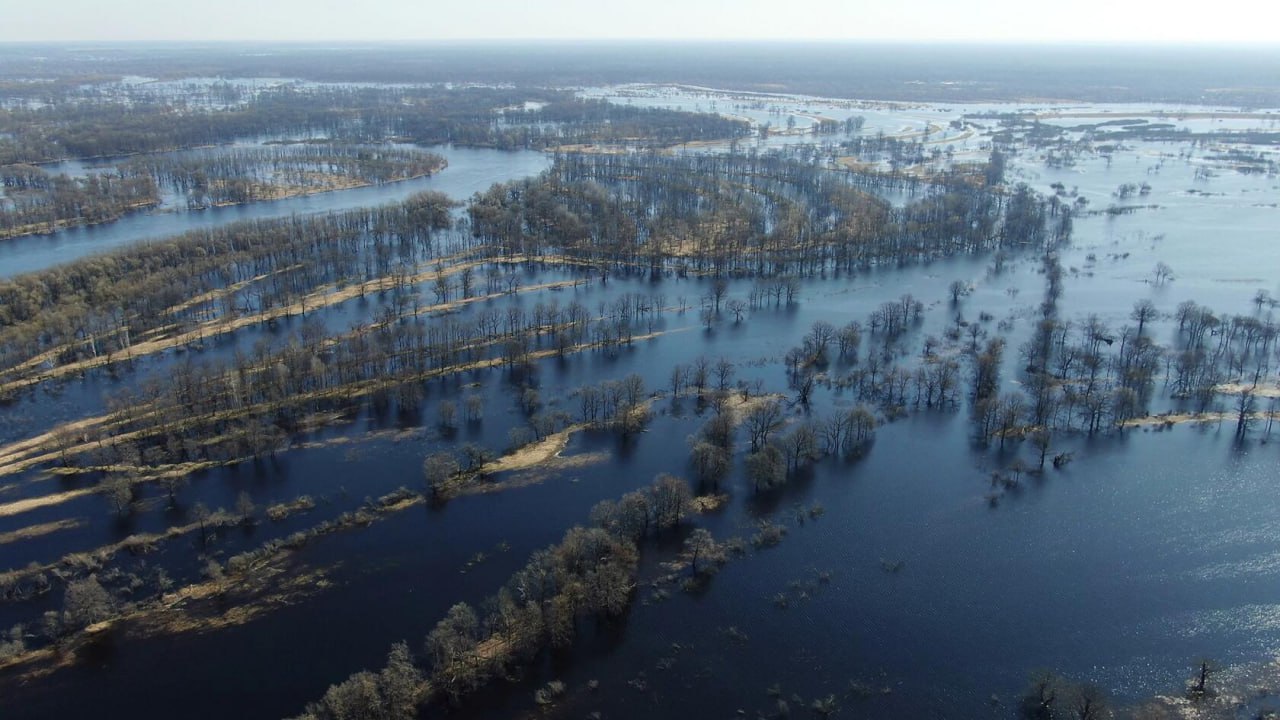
top-left (534, 680), bottom-right (567, 706)
top-left (752, 521), bottom-right (787, 548)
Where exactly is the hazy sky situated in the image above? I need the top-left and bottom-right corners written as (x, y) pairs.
top-left (2, 0), bottom-right (1278, 44)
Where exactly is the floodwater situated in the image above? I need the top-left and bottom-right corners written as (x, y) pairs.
top-left (0, 145), bottom-right (551, 279)
top-left (1, 86), bottom-right (1279, 719)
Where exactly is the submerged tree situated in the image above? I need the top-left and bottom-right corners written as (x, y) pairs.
top-left (746, 446), bottom-right (786, 491)
top-left (650, 474), bottom-right (693, 531)
top-left (300, 642), bottom-right (423, 720)
top-left (743, 400), bottom-right (785, 451)
top-left (681, 528), bottom-right (727, 577)
top-left (422, 452), bottom-right (461, 498)
top-left (101, 475), bottom-right (135, 517)
top-left (60, 575), bottom-right (116, 633)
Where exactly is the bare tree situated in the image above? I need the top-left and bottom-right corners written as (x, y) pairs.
top-left (681, 529), bottom-right (726, 576)
top-left (713, 358), bottom-right (735, 392)
top-left (464, 394), bottom-right (484, 422)
top-left (60, 576), bottom-right (116, 633)
top-left (710, 278), bottom-right (729, 312)
top-left (778, 422), bottom-right (821, 472)
top-left (743, 399), bottom-right (785, 451)
top-left (668, 364), bottom-right (687, 397)
top-left (234, 491), bottom-right (256, 525)
top-left (192, 502), bottom-right (213, 546)
top-left (1031, 430), bottom-right (1052, 470)
top-left (1072, 685), bottom-right (1109, 720)
top-left (650, 474), bottom-right (693, 530)
top-left (438, 400), bottom-right (458, 429)
top-left (423, 451), bottom-right (460, 498)
top-left (1236, 390), bottom-right (1257, 438)
top-left (1189, 659), bottom-right (1215, 699)
top-left (1130, 299), bottom-right (1157, 337)
top-left (101, 475), bottom-right (134, 516)
top-left (746, 446), bottom-right (786, 491)
top-left (689, 441), bottom-right (730, 490)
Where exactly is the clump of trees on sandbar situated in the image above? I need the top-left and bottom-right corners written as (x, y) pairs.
top-left (119, 145), bottom-right (448, 210)
top-left (293, 473), bottom-right (695, 720)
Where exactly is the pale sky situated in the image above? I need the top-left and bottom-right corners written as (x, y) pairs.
top-left (1, 0), bottom-right (1278, 44)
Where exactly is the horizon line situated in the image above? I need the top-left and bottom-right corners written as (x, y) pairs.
top-left (3, 38), bottom-right (1280, 48)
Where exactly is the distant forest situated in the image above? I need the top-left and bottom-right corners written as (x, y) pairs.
top-left (2, 43), bottom-right (1279, 105)
top-left (0, 86), bottom-right (746, 164)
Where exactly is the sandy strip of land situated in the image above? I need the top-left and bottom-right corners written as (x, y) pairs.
top-left (160, 264), bottom-right (305, 318)
top-left (0, 518), bottom-right (84, 545)
top-left (0, 561), bottom-right (333, 680)
top-left (466, 451), bottom-right (613, 496)
top-left (0, 488), bottom-right (97, 518)
top-left (1217, 382), bottom-right (1280, 399)
top-left (0, 326), bottom-right (688, 482)
top-left (1030, 111), bottom-right (1278, 121)
top-left (0, 199), bottom-right (160, 241)
top-left (0, 415), bottom-right (112, 470)
top-left (482, 426), bottom-right (580, 476)
top-left (0, 253), bottom-right (599, 394)
top-left (1121, 411), bottom-right (1274, 429)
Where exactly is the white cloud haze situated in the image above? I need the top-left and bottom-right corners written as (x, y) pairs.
top-left (1, 0), bottom-right (1278, 44)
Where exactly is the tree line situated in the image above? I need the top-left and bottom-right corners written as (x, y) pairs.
top-left (0, 144), bottom-right (446, 240)
top-left (119, 145), bottom-right (447, 210)
top-left (469, 150), bottom-right (1067, 278)
top-left (0, 84), bottom-right (748, 165)
top-left (0, 191), bottom-right (456, 389)
top-left (0, 168), bottom-right (158, 239)
top-left (294, 473), bottom-right (696, 719)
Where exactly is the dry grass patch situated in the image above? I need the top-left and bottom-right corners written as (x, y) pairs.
top-left (0, 518), bottom-right (85, 545)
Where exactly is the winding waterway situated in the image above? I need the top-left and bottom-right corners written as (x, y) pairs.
top-left (0, 145), bottom-right (550, 279)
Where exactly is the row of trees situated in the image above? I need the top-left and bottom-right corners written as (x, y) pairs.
top-left (742, 402), bottom-right (878, 492)
top-left (120, 145), bottom-right (447, 209)
top-left (677, 383), bottom-right (878, 494)
top-left (45, 290), bottom-right (664, 475)
top-left (296, 474), bottom-right (697, 718)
